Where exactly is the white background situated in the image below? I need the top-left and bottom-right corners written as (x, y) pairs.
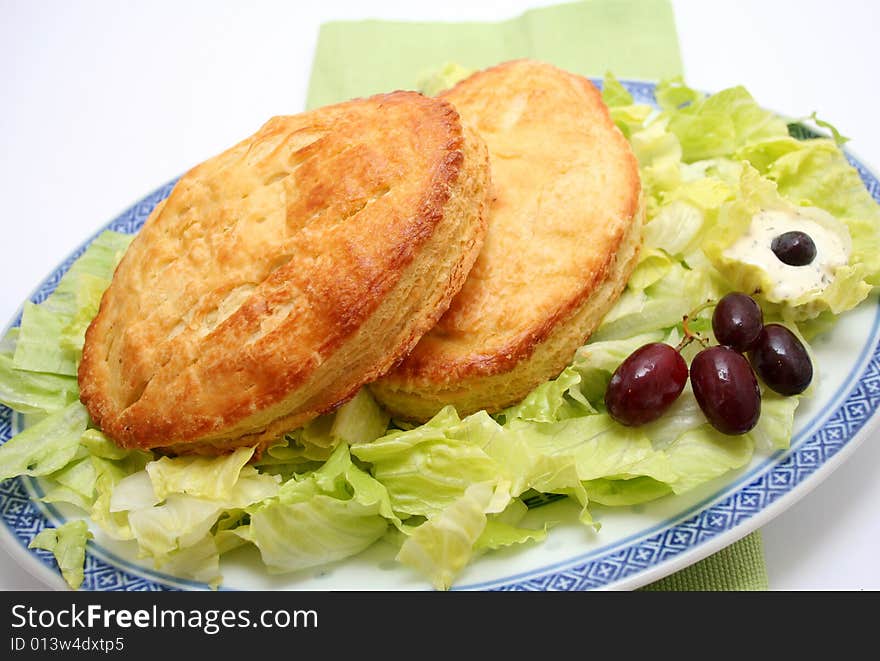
top-left (1, 0), bottom-right (879, 590)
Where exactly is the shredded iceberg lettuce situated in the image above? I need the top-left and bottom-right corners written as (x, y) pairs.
top-left (29, 520), bottom-right (92, 590)
top-left (13, 231), bottom-right (132, 377)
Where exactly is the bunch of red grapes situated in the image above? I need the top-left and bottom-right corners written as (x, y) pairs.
top-left (605, 292), bottom-right (813, 435)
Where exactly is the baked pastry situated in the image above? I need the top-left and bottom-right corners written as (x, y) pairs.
top-left (79, 91), bottom-right (490, 454)
top-left (371, 60), bottom-right (643, 420)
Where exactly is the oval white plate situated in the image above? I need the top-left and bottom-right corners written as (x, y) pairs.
top-left (2, 80), bottom-right (879, 591)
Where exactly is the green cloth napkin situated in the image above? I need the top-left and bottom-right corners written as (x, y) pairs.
top-left (306, 0), bottom-right (681, 110)
top-left (305, 0), bottom-right (768, 591)
top-left (640, 532), bottom-right (769, 591)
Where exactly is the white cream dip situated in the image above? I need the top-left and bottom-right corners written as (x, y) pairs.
top-left (723, 208), bottom-right (850, 301)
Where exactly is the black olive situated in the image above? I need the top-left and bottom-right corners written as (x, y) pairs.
top-left (771, 231), bottom-right (817, 266)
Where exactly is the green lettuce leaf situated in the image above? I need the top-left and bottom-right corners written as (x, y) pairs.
top-left (127, 495), bottom-right (225, 558)
top-left (499, 365), bottom-right (594, 423)
top-left (155, 534), bottom-right (222, 588)
top-left (247, 494), bottom-right (390, 574)
top-left (145, 446), bottom-right (256, 501)
top-left (592, 260), bottom-right (724, 341)
top-left (626, 249), bottom-right (674, 291)
top-left (90, 452), bottom-right (153, 541)
top-left (417, 62), bottom-right (474, 96)
top-left (803, 113), bottom-right (850, 146)
top-left (79, 428), bottom-right (133, 461)
top-left (629, 118), bottom-right (683, 216)
top-left (654, 76), bottom-right (704, 112)
top-left (664, 426), bottom-right (755, 494)
top-left (329, 388), bottom-right (390, 444)
top-left (508, 414), bottom-right (677, 484)
top-left (748, 391), bottom-right (801, 451)
top-left (42, 457), bottom-right (97, 511)
top-left (0, 401), bottom-right (88, 480)
top-left (109, 471), bottom-right (161, 513)
top-left (0, 330), bottom-right (78, 415)
top-left (660, 82), bottom-right (789, 163)
top-left (12, 303), bottom-right (80, 376)
top-left (456, 410), bottom-right (585, 509)
top-left (106, 447), bottom-right (279, 579)
top-left (646, 176), bottom-right (736, 264)
top-left (133, 466), bottom-right (278, 551)
top-left (244, 444), bottom-right (393, 573)
top-left (29, 520), bottom-right (92, 590)
top-left (475, 518), bottom-right (549, 551)
top-left (395, 482), bottom-right (496, 590)
top-left (601, 72), bottom-right (634, 107)
top-left (351, 408), bottom-right (500, 517)
top-left (257, 389), bottom-right (389, 475)
top-left (473, 498), bottom-right (549, 551)
top-left (583, 476), bottom-right (673, 506)
top-left (600, 72), bottom-right (656, 139)
top-left (352, 406), bottom-right (589, 523)
top-left (13, 231), bottom-right (132, 375)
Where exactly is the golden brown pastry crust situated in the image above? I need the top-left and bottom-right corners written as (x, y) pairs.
top-left (371, 60), bottom-right (643, 420)
top-left (79, 91), bottom-right (490, 454)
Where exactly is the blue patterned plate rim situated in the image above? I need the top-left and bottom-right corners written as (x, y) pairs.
top-left (1, 79), bottom-right (879, 591)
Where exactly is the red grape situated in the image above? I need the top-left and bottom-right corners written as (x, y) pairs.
top-left (691, 346), bottom-right (761, 435)
top-left (605, 343), bottom-right (688, 426)
top-left (749, 323), bottom-right (813, 395)
top-left (712, 292), bottom-right (764, 352)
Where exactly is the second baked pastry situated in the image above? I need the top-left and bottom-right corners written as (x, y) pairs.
top-left (372, 60), bottom-right (643, 420)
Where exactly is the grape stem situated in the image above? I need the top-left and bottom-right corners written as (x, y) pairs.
top-left (676, 299), bottom-right (715, 352)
